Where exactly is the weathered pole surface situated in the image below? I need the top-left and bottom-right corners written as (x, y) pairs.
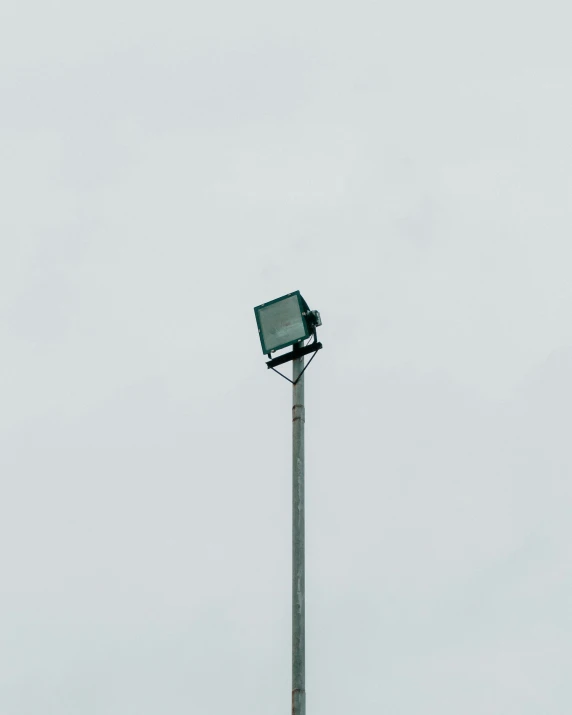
top-left (292, 343), bottom-right (306, 715)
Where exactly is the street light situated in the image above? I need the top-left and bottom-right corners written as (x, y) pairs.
top-left (254, 291), bottom-right (323, 715)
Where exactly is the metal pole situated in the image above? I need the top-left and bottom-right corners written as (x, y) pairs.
top-left (292, 342), bottom-right (306, 715)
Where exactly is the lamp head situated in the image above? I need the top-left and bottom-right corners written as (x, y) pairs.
top-left (254, 291), bottom-right (320, 356)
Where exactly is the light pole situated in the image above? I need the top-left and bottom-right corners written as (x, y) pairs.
top-left (292, 342), bottom-right (305, 715)
top-left (254, 291), bottom-right (322, 715)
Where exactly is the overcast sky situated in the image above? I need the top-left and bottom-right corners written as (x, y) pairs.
top-left (1, 1), bottom-right (571, 713)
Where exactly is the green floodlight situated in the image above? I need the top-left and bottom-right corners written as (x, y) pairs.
top-left (254, 291), bottom-right (312, 356)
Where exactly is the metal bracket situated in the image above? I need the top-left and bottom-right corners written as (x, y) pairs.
top-left (268, 344), bottom-right (322, 385)
top-left (266, 341), bottom-right (322, 369)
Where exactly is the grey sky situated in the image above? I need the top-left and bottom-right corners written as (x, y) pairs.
top-left (1, 1), bottom-right (571, 713)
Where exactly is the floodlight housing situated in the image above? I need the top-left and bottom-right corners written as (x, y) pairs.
top-left (254, 291), bottom-right (312, 355)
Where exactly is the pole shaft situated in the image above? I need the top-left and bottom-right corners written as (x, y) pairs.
top-left (292, 344), bottom-right (306, 715)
